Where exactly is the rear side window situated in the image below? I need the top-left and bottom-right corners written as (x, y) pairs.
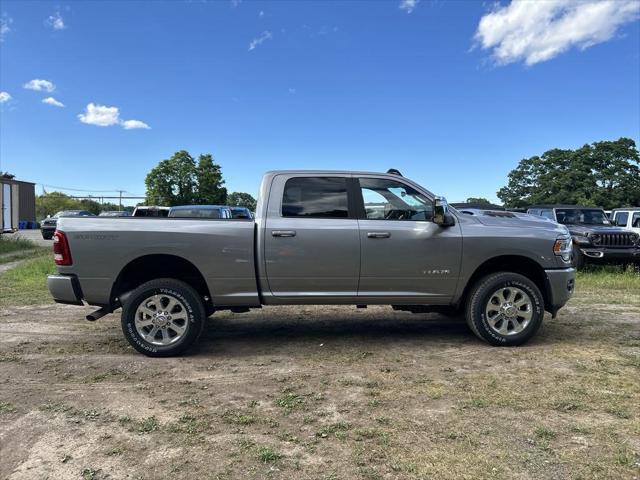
top-left (282, 177), bottom-right (349, 218)
top-left (633, 213), bottom-right (640, 228)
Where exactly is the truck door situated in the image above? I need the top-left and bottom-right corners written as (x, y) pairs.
top-left (263, 175), bottom-right (360, 299)
top-left (355, 176), bottom-right (462, 302)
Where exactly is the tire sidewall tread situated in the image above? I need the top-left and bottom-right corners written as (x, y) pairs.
top-left (466, 272), bottom-right (544, 346)
top-left (121, 278), bottom-right (205, 357)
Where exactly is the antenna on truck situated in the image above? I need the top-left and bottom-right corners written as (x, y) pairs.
top-left (387, 168), bottom-right (403, 176)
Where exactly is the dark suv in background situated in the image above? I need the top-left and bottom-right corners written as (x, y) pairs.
top-left (40, 210), bottom-right (95, 239)
top-left (527, 205), bottom-right (639, 268)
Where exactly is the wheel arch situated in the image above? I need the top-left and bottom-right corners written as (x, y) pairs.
top-left (110, 254), bottom-right (213, 313)
top-left (458, 255), bottom-right (550, 311)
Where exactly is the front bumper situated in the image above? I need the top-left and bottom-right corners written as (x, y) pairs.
top-left (579, 247), bottom-right (639, 261)
top-left (47, 274), bottom-right (83, 305)
top-left (545, 267), bottom-right (576, 315)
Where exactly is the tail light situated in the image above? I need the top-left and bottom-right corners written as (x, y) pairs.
top-left (53, 230), bottom-right (72, 266)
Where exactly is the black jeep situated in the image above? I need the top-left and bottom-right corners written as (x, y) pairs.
top-left (527, 205), bottom-right (639, 268)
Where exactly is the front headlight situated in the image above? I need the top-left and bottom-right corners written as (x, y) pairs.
top-left (553, 236), bottom-right (572, 262)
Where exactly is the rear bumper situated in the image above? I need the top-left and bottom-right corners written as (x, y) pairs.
top-left (47, 274), bottom-right (83, 305)
top-left (544, 267), bottom-right (576, 314)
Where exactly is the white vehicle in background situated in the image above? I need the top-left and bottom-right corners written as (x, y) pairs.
top-left (611, 208), bottom-right (640, 235)
top-left (132, 206), bottom-right (170, 217)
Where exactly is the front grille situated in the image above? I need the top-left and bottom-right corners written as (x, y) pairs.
top-left (594, 233), bottom-right (636, 247)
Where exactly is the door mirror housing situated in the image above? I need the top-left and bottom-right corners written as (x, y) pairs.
top-left (433, 197), bottom-right (455, 227)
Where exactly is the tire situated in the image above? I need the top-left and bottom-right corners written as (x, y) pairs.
top-left (121, 278), bottom-right (206, 357)
top-left (572, 245), bottom-right (585, 269)
top-left (465, 272), bottom-right (544, 346)
top-left (42, 231), bottom-right (53, 240)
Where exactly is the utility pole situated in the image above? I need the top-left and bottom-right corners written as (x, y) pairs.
top-left (118, 190), bottom-right (124, 211)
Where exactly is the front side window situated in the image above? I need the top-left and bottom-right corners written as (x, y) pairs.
top-left (540, 209), bottom-right (554, 220)
top-left (614, 212), bottom-right (629, 227)
top-left (282, 177), bottom-right (349, 218)
top-left (359, 178), bottom-right (432, 221)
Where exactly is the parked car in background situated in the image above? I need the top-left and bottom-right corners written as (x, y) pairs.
top-left (132, 206), bottom-right (170, 217)
top-left (228, 206), bottom-right (254, 219)
top-left (40, 210), bottom-right (95, 239)
top-left (527, 205), bottom-right (639, 268)
top-left (611, 208), bottom-right (640, 235)
top-left (48, 169), bottom-right (575, 356)
top-left (168, 205), bottom-right (232, 219)
top-left (99, 211), bottom-right (132, 217)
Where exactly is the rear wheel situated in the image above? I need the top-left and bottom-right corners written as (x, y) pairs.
top-left (465, 272), bottom-right (544, 346)
top-left (121, 278), bottom-right (206, 357)
top-left (42, 231), bottom-right (53, 240)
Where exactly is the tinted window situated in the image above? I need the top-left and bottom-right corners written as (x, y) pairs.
top-left (169, 208), bottom-right (223, 218)
top-left (359, 178), bottom-right (433, 221)
top-left (540, 209), bottom-right (554, 220)
top-left (614, 212), bottom-right (628, 226)
top-left (282, 177), bottom-right (349, 218)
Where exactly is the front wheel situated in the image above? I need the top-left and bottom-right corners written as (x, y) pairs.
top-left (465, 272), bottom-right (544, 346)
top-left (121, 278), bottom-right (206, 357)
top-left (42, 231), bottom-right (53, 240)
top-left (572, 245), bottom-right (585, 269)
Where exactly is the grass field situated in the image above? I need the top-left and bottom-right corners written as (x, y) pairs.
top-left (0, 236), bottom-right (46, 265)
top-left (0, 250), bottom-right (638, 479)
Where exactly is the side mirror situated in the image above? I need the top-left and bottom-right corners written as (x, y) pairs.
top-left (433, 196), bottom-right (455, 227)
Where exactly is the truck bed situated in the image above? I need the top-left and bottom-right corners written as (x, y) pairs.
top-left (56, 217), bottom-right (260, 307)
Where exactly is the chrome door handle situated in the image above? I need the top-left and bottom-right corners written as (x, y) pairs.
top-left (367, 232), bottom-right (391, 238)
top-left (271, 230), bottom-right (296, 237)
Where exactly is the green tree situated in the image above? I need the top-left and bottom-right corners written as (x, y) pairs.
top-left (36, 192), bottom-right (80, 219)
top-left (228, 192), bottom-right (257, 211)
top-left (145, 150), bottom-right (227, 206)
top-left (465, 197), bottom-right (492, 205)
top-left (497, 138), bottom-right (640, 209)
top-left (196, 154), bottom-right (227, 204)
top-left (145, 150), bottom-right (197, 206)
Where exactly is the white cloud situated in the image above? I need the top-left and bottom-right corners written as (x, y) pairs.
top-left (474, 0), bottom-right (640, 66)
top-left (399, 0), bottom-right (419, 14)
top-left (0, 91), bottom-right (12, 103)
top-left (42, 97), bottom-right (65, 107)
top-left (46, 11), bottom-right (66, 30)
top-left (1, 14), bottom-right (12, 42)
top-left (23, 79), bottom-right (56, 92)
top-left (248, 30), bottom-right (272, 51)
top-left (78, 103), bottom-right (150, 130)
top-left (231, 0), bottom-right (242, 7)
top-left (121, 119), bottom-right (150, 130)
top-left (78, 103), bottom-right (120, 126)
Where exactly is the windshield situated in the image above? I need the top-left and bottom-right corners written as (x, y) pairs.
top-left (555, 209), bottom-right (610, 226)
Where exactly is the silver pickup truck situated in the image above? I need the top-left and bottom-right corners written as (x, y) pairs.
top-left (47, 170), bottom-right (576, 356)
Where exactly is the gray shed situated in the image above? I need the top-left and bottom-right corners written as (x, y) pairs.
top-left (1, 176), bottom-right (36, 232)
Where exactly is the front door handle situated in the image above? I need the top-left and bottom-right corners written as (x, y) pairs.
top-left (271, 230), bottom-right (297, 237)
top-left (367, 232), bottom-right (391, 239)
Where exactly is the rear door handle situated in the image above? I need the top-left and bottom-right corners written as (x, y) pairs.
top-left (367, 232), bottom-right (391, 239)
top-left (271, 230), bottom-right (296, 237)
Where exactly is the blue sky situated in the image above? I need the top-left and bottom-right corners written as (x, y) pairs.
top-left (1, 0), bottom-right (639, 205)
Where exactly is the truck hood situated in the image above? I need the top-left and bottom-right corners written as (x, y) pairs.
top-left (462, 210), bottom-right (566, 232)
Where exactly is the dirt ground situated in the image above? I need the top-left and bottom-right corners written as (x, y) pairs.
top-left (1, 301), bottom-right (639, 480)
